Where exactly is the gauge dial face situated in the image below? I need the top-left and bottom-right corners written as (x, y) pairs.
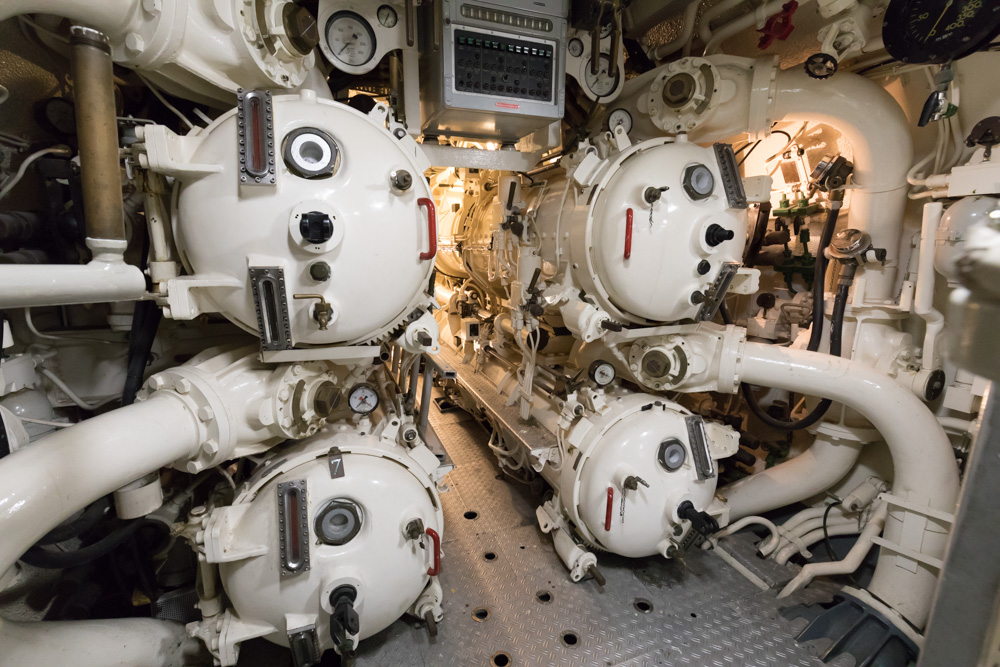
top-left (568, 37), bottom-right (584, 58)
top-left (583, 53), bottom-right (619, 98)
top-left (326, 11), bottom-right (377, 66)
top-left (347, 383), bottom-right (380, 414)
top-left (608, 108), bottom-right (632, 134)
top-left (883, 0), bottom-right (1000, 64)
top-left (588, 360), bottom-right (616, 387)
top-left (377, 5), bottom-right (398, 28)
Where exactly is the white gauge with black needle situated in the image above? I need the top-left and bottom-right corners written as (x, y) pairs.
top-left (588, 360), bottom-right (616, 387)
top-left (347, 382), bottom-right (380, 415)
top-left (583, 53), bottom-right (619, 98)
top-left (326, 12), bottom-right (377, 67)
top-left (377, 5), bottom-right (398, 28)
top-left (608, 108), bottom-right (632, 134)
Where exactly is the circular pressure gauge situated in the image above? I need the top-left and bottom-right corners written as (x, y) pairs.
top-left (608, 108), bottom-right (632, 134)
top-left (882, 0), bottom-right (1000, 64)
top-left (377, 5), bottom-right (398, 28)
top-left (568, 37), bottom-right (585, 58)
top-left (347, 382), bottom-right (380, 415)
top-left (326, 12), bottom-right (377, 67)
top-left (583, 53), bottom-right (619, 98)
top-left (588, 360), bottom-right (616, 387)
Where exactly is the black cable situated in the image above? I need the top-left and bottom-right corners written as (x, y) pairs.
top-left (19, 519), bottom-right (148, 569)
top-left (822, 501), bottom-right (842, 562)
top-left (723, 281), bottom-right (850, 431)
top-left (807, 205), bottom-right (841, 352)
top-left (36, 497), bottom-right (110, 546)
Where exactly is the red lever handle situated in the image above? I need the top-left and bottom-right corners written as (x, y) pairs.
top-left (418, 198), bottom-right (436, 261)
top-left (624, 208), bottom-right (633, 260)
top-left (425, 527), bottom-right (441, 575)
top-left (605, 486), bottom-right (614, 531)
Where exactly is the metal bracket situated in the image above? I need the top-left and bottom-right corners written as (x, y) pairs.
top-left (713, 143), bottom-right (747, 209)
top-left (685, 415), bottom-right (715, 480)
top-left (249, 267), bottom-right (293, 352)
top-left (287, 624), bottom-right (321, 667)
top-left (277, 479), bottom-right (310, 576)
top-left (697, 262), bottom-right (740, 322)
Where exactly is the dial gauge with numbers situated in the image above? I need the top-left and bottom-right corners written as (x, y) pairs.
top-left (326, 11), bottom-right (377, 67)
top-left (583, 53), bottom-right (619, 98)
top-left (377, 5), bottom-right (398, 28)
top-left (347, 382), bottom-right (380, 415)
top-left (608, 108), bottom-right (633, 134)
top-left (588, 360), bottom-right (617, 387)
top-left (882, 0), bottom-right (1000, 64)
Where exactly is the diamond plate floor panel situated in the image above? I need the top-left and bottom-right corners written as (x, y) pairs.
top-left (348, 394), bottom-right (851, 667)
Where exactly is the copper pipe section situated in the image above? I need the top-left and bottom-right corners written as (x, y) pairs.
top-left (70, 25), bottom-right (124, 243)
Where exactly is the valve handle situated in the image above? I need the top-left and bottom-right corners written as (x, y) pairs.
top-left (418, 198), bottom-right (437, 261)
top-left (624, 208), bottom-right (633, 260)
top-left (425, 527), bottom-right (441, 576)
top-left (605, 486), bottom-right (614, 531)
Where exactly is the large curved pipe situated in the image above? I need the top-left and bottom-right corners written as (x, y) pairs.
top-left (721, 431), bottom-right (863, 520)
top-left (0, 394), bottom-right (200, 578)
top-left (680, 60), bottom-right (912, 300)
top-left (0, 0), bottom-right (138, 32)
top-left (0, 618), bottom-right (202, 667)
top-left (739, 342), bottom-right (959, 629)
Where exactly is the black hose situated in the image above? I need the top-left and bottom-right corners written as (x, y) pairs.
top-left (18, 519), bottom-right (148, 569)
top-left (121, 300), bottom-right (161, 406)
top-left (723, 282), bottom-right (850, 431)
top-left (807, 206), bottom-right (841, 352)
top-left (822, 500), bottom-right (842, 562)
top-left (36, 497), bottom-right (111, 546)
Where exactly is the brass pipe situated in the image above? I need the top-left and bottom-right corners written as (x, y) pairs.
top-left (70, 26), bottom-right (124, 243)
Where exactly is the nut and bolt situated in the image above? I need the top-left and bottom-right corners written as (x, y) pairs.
top-left (390, 169), bottom-right (413, 191)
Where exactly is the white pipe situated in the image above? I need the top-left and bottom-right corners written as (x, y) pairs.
top-left (740, 342), bottom-right (959, 628)
top-left (775, 523), bottom-right (861, 564)
top-left (0, 0), bottom-right (138, 37)
top-left (721, 431), bottom-right (862, 520)
top-left (778, 503), bottom-right (888, 598)
top-left (703, 0), bottom-right (815, 55)
top-left (697, 0), bottom-right (742, 45)
top-left (653, 0), bottom-right (702, 60)
top-left (915, 203), bottom-right (944, 370)
top-left (0, 394), bottom-right (200, 578)
top-left (0, 242), bottom-right (146, 308)
top-left (695, 63), bottom-right (912, 300)
top-left (0, 618), bottom-right (201, 667)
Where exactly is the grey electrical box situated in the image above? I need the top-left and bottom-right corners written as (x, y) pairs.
top-left (419, 0), bottom-right (568, 142)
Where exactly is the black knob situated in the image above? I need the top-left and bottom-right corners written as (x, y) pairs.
top-left (309, 261), bottom-right (331, 281)
top-left (299, 211), bottom-right (333, 244)
top-left (705, 224), bottom-right (734, 247)
top-left (697, 260), bottom-right (711, 275)
top-left (756, 292), bottom-right (776, 310)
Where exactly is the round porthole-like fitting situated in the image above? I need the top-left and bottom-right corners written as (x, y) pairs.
top-left (658, 438), bottom-right (686, 472)
top-left (314, 498), bottom-right (362, 545)
top-left (682, 163), bottom-right (714, 200)
top-left (282, 127), bottom-right (340, 179)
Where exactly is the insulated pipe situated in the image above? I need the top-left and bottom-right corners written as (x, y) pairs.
top-left (0, 0), bottom-right (137, 33)
top-left (70, 25), bottom-right (125, 243)
top-left (721, 431), bottom-right (862, 520)
top-left (0, 618), bottom-right (201, 667)
top-left (739, 342), bottom-right (959, 628)
top-left (692, 62), bottom-right (912, 300)
top-left (778, 503), bottom-right (888, 598)
top-left (0, 394), bottom-right (201, 578)
top-left (915, 202), bottom-right (944, 370)
top-left (0, 26), bottom-right (147, 308)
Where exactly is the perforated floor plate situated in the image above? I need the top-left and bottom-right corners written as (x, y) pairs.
top-left (343, 397), bottom-right (850, 667)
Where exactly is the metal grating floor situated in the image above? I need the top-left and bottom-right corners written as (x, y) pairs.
top-left (343, 398), bottom-right (851, 667)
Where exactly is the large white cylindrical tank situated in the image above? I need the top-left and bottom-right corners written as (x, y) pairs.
top-left (454, 138), bottom-right (747, 324)
top-left (170, 92), bottom-right (436, 346)
top-left (545, 393), bottom-right (721, 557)
top-left (215, 429), bottom-right (442, 653)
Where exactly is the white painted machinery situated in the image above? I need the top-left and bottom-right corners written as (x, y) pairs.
top-left (0, 1), bottom-right (998, 666)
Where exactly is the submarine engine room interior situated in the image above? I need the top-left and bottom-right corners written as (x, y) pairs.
top-left (0, 0), bottom-right (998, 665)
